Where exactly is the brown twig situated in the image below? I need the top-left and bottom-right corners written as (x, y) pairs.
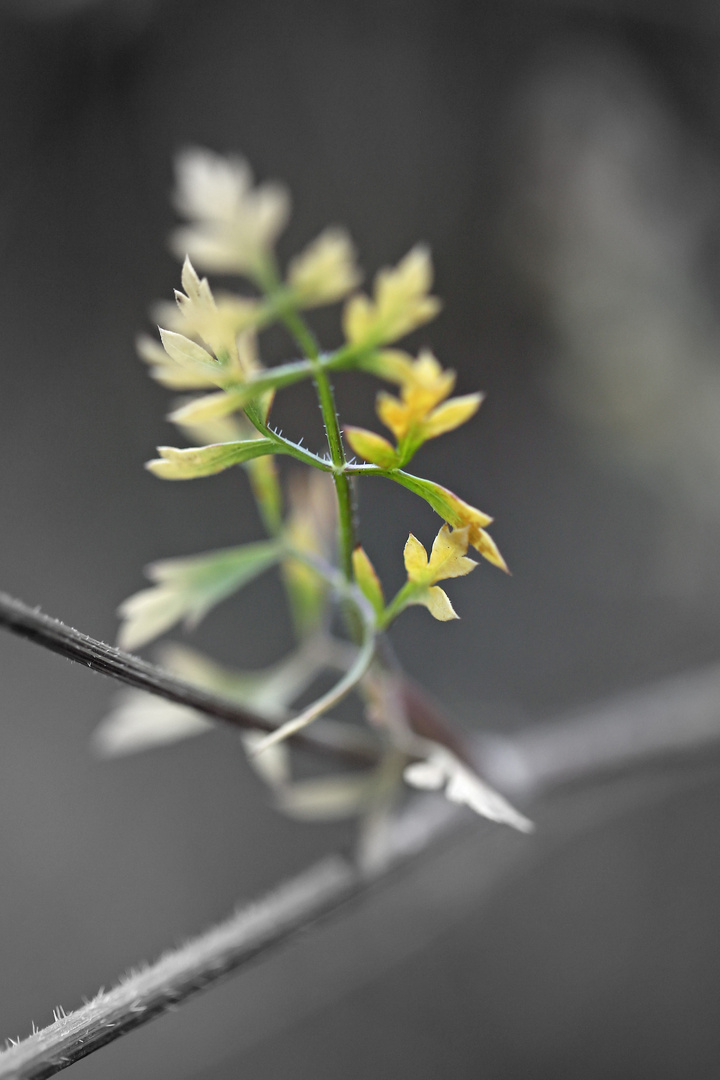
top-left (0, 592), bottom-right (379, 767)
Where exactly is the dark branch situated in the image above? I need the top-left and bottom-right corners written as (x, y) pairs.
top-left (0, 592), bottom-right (379, 767)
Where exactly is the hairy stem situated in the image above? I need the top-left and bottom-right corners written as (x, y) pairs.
top-left (0, 857), bottom-right (359, 1080)
top-left (248, 560), bottom-right (377, 754)
top-left (278, 306), bottom-right (357, 582)
top-left (251, 617), bottom-right (375, 755)
top-left (252, 257), bottom-right (357, 584)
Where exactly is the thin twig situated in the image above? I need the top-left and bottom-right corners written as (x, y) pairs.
top-left (0, 593), bottom-right (379, 767)
top-left (0, 777), bottom-right (469, 1080)
top-left (0, 857), bottom-right (359, 1080)
top-left (477, 660), bottom-right (720, 798)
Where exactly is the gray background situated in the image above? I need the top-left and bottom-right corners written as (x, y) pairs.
top-left (2, 0), bottom-right (720, 1076)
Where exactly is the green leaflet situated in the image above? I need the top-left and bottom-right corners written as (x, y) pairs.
top-left (117, 539), bottom-right (283, 651)
top-left (382, 470), bottom-right (491, 528)
top-left (381, 471), bottom-right (458, 518)
top-left (146, 437), bottom-right (276, 479)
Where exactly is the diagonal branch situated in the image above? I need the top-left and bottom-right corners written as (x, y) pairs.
top-left (5, 595), bottom-right (720, 1079)
top-left (0, 592), bottom-right (379, 767)
top-left (0, 856), bottom-right (360, 1080)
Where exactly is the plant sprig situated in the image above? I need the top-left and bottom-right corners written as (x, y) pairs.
top-left (102, 147), bottom-right (532, 836)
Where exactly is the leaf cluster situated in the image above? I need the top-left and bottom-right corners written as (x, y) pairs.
top-left (100, 148), bottom-right (531, 838)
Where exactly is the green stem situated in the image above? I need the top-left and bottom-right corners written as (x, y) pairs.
top-left (253, 259), bottom-right (357, 583)
top-left (216, 351), bottom-right (365, 411)
top-left (242, 409), bottom-right (333, 471)
top-left (249, 577), bottom-right (376, 755)
top-left (378, 582), bottom-right (417, 630)
top-left (278, 307), bottom-right (357, 583)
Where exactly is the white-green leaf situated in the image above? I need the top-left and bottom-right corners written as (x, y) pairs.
top-left (167, 389), bottom-right (250, 426)
top-left (118, 539), bottom-right (282, 650)
top-left (93, 690), bottom-right (212, 756)
top-left (158, 327), bottom-right (226, 384)
top-left (275, 773), bottom-right (380, 820)
top-left (146, 437), bottom-right (276, 479)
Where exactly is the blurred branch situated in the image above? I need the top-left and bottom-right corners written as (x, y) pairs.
top-left (4, 592), bottom-right (720, 1077)
top-left (0, 592), bottom-right (379, 767)
top-left (478, 662), bottom-right (720, 799)
top-left (0, 857), bottom-right (359, 1080)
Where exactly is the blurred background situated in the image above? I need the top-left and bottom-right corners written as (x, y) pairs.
top-left (2, 0), bottom-right (720, 1075)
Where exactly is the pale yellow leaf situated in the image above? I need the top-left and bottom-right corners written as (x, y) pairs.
top-left (403, 533), bottom-right (429, 582)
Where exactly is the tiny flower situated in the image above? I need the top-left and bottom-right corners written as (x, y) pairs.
top-left (388, 348), bottom-right (456, 411)
top-left (389, 474), bottom-right (508, 573)
top-left (348, 349), bottom-right (482, 467)
top-left (431, 488), bottom-right (508, 572)
top-left (376, 350), bottom-right (481, 446)
top-left (171, 147), bottom-right (290, 276)
top-left (287, 228), bottom-right (361, 308)
top-left (342, 245), bottom-right (441, 348)
top-left (401, 524), bottom-right (476, 621)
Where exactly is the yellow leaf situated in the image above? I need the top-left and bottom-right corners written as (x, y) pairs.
top-left (368, 351), bottom-right (475, 462)
top-left (344, 426), bottom-right (398, 468)
top-left (427, 524), bottom-right (477, 581)
top-left (395, 526), bottom-right (476, 623)
top-left (287, 227), bottom-right (361, 307)
top-left (342, 245), bottom-right (441, 348)
top-left (403, 533), bottom-right (430, 583)
top-left (398, 349), bottom-right (455, 413)
top-left (342, 293), bottom-right (374, 345)
top-left (376, 392), bottom-right (411, 442)
top-left (414, 585), bottom-right (459, 621)
top-left (404, 525), bottom-right (476, 587)
top-left (468, 528), bottom-right (509, 573)
top-left (170, 405), bottom-right (249, 447)
top-left (421, 483), bottom-right (491, 529)
top-left (357, 348), bottom-right (417, 383)
top-left (422, 392), bottom-right (483, 439)
top-left (352, 546), bottom-right (385, 618)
